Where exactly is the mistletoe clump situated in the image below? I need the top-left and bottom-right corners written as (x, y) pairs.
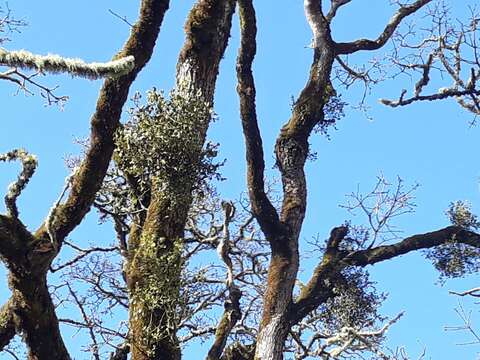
top-left (114, 89), bottom-right (221, 200)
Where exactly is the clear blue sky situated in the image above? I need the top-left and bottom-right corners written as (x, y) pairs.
top-left (1, 1), bottom-right (479, 359)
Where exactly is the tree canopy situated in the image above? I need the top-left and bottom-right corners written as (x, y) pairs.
top-left (1, 1), bottom-right (479, 360)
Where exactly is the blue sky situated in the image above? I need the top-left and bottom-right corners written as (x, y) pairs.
top-left (1, 1), bottom-right (479, 359)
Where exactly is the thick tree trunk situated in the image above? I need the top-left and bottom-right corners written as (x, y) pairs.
top-left (127, 1), bottom-right (236, 359)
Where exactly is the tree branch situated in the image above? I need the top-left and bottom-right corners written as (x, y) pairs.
top-left (275, 0), bottom-right (335, 234)
top-left (449, 287), bottom-right (480, 298)
top-left (0, 48), bottom-right (135, 80)
top-left (344, 226), bottom-right (480, 266)
top-left (326, 0), bottom-right (352, 23)
top-left (291, 225), bottom-right (480, 326)
top-left (335, 0), bottom-right (433, 55)
top-left (0, 214), bottom-right (34, 262)
top-left (207, 201), bottom-right (242, 360)
top-left (236, 0), bottom-right (281, 239)
top-left (380, 88), bottom-right (480, 108)
top-left (35, 0), bottom-right (170, 243)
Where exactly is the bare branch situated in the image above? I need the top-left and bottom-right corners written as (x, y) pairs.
top-left (50, 241), bottom-right (119, 273)
top-left (380, 4), bottom-right (480, 118)
top-left (66, 284), bottom-right (101, 360)
top-left (207, 200), bottom-right (242, 359)
top-left (380, 88), bottom-right (480, 108)
top-left (344, 226), bottom-right (480, 266)
top-left (319, 313), bottom-right (404, 358)
top-left (335, 0), bottom-right (433, 55)
top-left (0, 67), bottom-right (68, 105)
top-left (449, 287), bottom-right (480, 298)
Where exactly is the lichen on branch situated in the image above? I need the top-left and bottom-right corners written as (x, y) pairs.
top-left (0, 48), bottom-right (135, 79)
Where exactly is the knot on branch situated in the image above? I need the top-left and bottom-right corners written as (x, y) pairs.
top-left (0, 149), bottom-right (37, 218)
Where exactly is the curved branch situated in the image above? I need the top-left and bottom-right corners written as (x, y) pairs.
top-left (35, 0), bottom-right (170, 242)
top-left (236, 0), bottom-right (281, 239)
top-left (335, 0), bottom-right (432, 55)
top-left (208, 201), bottom-right (242, 360)
top-left (0, 149), bottom-right (37, 219)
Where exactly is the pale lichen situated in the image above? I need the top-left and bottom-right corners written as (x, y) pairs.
top-left (0, 48), bottom-right (135, 79)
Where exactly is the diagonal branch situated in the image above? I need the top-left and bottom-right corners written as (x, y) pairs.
top-left (35, 0), bottom-right (170, 243)
top-left (335, 0), bottom-right (432, 55)
top-left (236, 0), bottom-right (281, 239)
top-left (343, 226), bottom-right (480, 266)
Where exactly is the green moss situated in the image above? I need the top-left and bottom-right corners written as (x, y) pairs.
top-left (130, 234), bottom-right (184, 355)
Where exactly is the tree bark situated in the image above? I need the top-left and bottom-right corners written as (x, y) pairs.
top-left (127, 1), bottom-right (236, 359)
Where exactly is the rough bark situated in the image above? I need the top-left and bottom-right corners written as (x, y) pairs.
top-left (0, 299), bottom-right (16, 351)
top-left (127, 1), bottom-right (236, 359)
top-left (236, 0), bottom-right (282, 240)
top-left (9, 272), bottom-right (69, 360)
